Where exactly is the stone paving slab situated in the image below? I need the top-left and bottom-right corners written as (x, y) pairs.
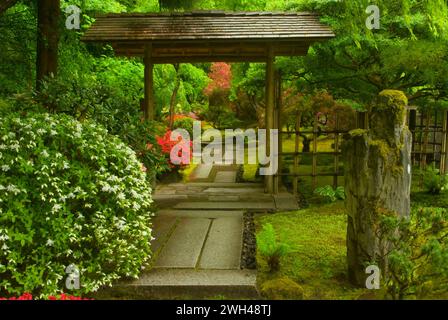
top-left (214, 171), bottom-right (237, 183)
top-left (198, 217), bottom-right (243, 270)
top-left (203, 187), bottom-right (265, 194)
top-left (154, 218), bottom-right (211, 268)
top-left (190, 164), bottom-right (213, 180)
top-left (151, 216), bottom-right (177, 254)
top-left (208, 195), bottom-right (240, 202)
top-left (153, 194), bottom-right (188, 201)
top-left (157, 210), bottom-right (244, 219)
top-left (174, 201), bottom-right (276, 210)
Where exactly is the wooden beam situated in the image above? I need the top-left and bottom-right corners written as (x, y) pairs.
top-left (144, 44), bottom-right (155, 121)
top-left (265, 46), bottom-right (275, 194)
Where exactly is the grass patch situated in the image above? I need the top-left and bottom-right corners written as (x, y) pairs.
top-left (255, 202), bottom-right (371, 300)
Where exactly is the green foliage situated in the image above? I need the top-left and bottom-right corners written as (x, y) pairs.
top-left (172, 117), bottom-right (195, 137)
top-left (0, 112), bottom-right (153, 297)
top-left (314, 185), bottom-right (345, 202)
top-left (202, 104), bottom-right (241, 130)
top-left (0, 4), bottom-right (36, 96)
top-left (422, 166), bottom-right (448, 195)
top-left (33, 72), bottom-right (169, 177)
top-left (380, 207), bottom-right (448, 299)
top-left (256, 223), bottom-right (290, 272)
top-left (158, 0), bottom-right (196, 10)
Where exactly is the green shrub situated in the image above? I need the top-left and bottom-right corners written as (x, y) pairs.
top-left (314, 185), bottom-right (345, 202)
top-left (173, 117), bottom-right (195, 137)
top-left (256, 223), bottom-right (290, 272)
top-left (0, 112), bottom-right (153, 297)
top-left (423, 166), bottom-right (448, 194)
top-left (34, 74), bottom-right (168, 178)
top-left (380, 207), bottom-right (448, 299)
top-left (202, 104), bottom-right (241, 130)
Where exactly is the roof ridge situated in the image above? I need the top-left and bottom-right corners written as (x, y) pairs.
top-left (100, 11), bottom-right (319, 18)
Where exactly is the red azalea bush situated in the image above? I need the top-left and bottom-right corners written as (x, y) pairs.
top-left (0, 293), bottom-right (92, 300)
top-left (156, 130), bottom-right (193, 168)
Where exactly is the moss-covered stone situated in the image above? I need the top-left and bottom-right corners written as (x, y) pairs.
top-left (343, 90), bottom-right (412, 287)
top-left (349, 129), bottom-right (368, 137)
top-left (260, 277), bottom-right (304, 300)
top-left (376, 90), bottom-right (408, 124)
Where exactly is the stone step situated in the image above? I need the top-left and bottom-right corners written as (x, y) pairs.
top-left (203, 187), bottom-right (265, 194)
top-left (95, 269), bottom-right (259, 299)
top-left (174, 201), bottom-right (276, 211)
top-left (213, 171), bottom-right (237, 183)
top-left (157, 210), bottom-right (244, 219)
top-left (190, 164), bottom-right (213, 180)
top-left (168, 182), bottom-right (263, 188)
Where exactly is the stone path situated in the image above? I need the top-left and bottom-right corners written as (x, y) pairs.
top-left (98, 160), bottom-right (298, 299)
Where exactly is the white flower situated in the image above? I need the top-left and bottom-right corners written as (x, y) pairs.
top-left (6, 184), bottom-right (20, 195)
top-left (46, 239), bottom-right (54, 247)
top-left (115, 220), bottom-right (126, 231)
top-left (1, 165), bottom-right (9, 172)
top-left (1, 244), bottom-right (8, 251)
top-left (51, 204), bottom-right (62, 212)
top-left (0, 234), bottom-right (9, 241)
top-left (41, 150), bottom-right (49, 158)
top-left (9, 143), bottom-right (19, 152)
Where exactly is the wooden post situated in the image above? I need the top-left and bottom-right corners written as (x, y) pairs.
top-left (293, 113), bottom-right (302, 195)
top-left (273, 70), bottom-right (282, 194)
top-left (312, 114), bottom-right (318, 189)
top-left (144, 45), bottom-right (155, 121)
top-left (441, 110), bottom-right (448, 174)
top-left (333, 114), bottom-right (340, 188)
top-left (265, 47), bottom-right (275, 194)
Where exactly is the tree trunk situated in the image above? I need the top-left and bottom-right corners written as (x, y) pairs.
top-left (301, 134), bottom-right (311, 152)
top-left (36, 0), bottom-right (60, 90)
top-left (168, 63), bottom-right (180, 129)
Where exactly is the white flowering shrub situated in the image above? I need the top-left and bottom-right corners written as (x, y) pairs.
top-left (0, 112), bottom-right (153, 297)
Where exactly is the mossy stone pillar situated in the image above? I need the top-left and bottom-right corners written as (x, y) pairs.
top-left (343, 90), bottom-right (412, 287)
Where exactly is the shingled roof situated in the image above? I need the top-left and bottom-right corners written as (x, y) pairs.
top-left (82, 11), bottom-right (335, 62)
